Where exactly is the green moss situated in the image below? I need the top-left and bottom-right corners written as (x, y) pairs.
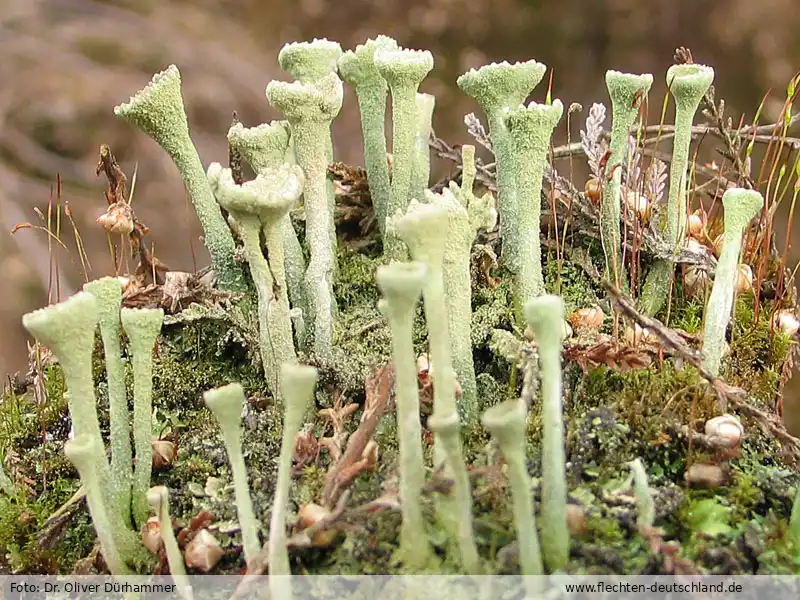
top-left (544, 253), bottom-right (602, 312)
top-left (2, 211), bottom-right (797, 576)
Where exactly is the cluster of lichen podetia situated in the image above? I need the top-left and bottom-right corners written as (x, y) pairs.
top-left (18, 33), bottom-right (791, 581)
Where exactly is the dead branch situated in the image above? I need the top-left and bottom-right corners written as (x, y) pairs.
top-left (322, 363), bottom-right (394, 506)
top-left (602, 280), bottom-right (800, 465)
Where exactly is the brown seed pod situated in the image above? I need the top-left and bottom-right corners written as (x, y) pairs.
top-left (296, 503), bottom-right (339, 547)
top-left (685, 463), bottom-right (727, 489)
top-left (569, 307), bottom-right (604, 333)
top-left (152, 438), bottom-right (177, 470)
top-left (585, 178), bottom-right (601, 204)
top-left (183, 529), bottom-right (223, 572)
top-left (96, 202), bottom-right (134, 235)
top-left (625, 190), bottom-right (650, 220)
top-left (704, 414), bottom-right (744, 448)
top-left (141, 516), bottom-right (162, 554)
top-left (734, 264), bottom-right (753, 294)
top-left (772, 309), bottom-right (799, 337)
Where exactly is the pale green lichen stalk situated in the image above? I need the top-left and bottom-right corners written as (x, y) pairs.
top-left (338, 36), bottom-right (399, 236)
top-left (426, 145), bottom-right (497, 429)
top-left (389, 201), bottom-right (479, 572)
top-left (641, 64), bottom-right (715, 316)
top-left (426, 411), bottom-right (480, 573)
top-left (278, 38), bottom-right (343, 272)
top-left (628, 458), bottom-right (655, 530)
top-left (376, 262), bottom-right (436, 568)
top-left (22, 293), bottom-right (112, 511)
top-left (457, 60), bottom-right (547, 270)
top-left (270, 364), bottom-right (318, 591)
top-left (601, 71), bottom-right (653, 286)
top-left (65, 434), bottom-right (131, 575)
top-left (121, 306), bottom-right (164, 528)
top-left (208, 162), bottom-right (302, 398)
top-left (375, 47), bottom-right (434, 260)
top-left (267, 73), bottom-right (343, 362)
top-left (505, 99), bottom-right (564, 315)
top-left (410, 92), bottom-right (436, 204)
top-left (114, 65), bottom-right (245, 292)
top-left (84, 277), bottom-right (131, 524)
top-left (279, 38), bottom-right (343, 83)
top-left (147, 486), bottom-right (193, 600)
top-left (701, 188), bottom-right (763, 377)
top-left (204, 383), bottom-right (262, 568)
top-left (482, 399), bottom-right (544, 578)
top-left (525, 295), bottom-right (569, 571)
top-left (227, 120), bottom-right (307, 330)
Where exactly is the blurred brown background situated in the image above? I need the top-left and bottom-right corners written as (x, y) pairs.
top-left (0, 0), bottom-right (798, 427)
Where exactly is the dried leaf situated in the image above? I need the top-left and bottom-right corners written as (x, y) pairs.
top-left (322, 364), bottom-right (394, 506)
top-left (464, 113), bottom-right (493, 153)
top-left (580, 103), bottom-right (608, 178)
top-left (646, 158), bottom-right (668, 205)
top-left (564, 339), bottom-right (653, 372)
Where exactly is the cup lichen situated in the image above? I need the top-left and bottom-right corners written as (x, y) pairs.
top-left (226, 120), bottom-right (308, 332)
top-left (375, 47), bottom-right (435, 260)
top-left (338, 35), bottom-right (399, 237)
top-left (426, 145), bottom-right (497, 429)
top-left (208, 162), bottom-right (302, 397)
top-left (113, 65), bottom-right (245, 292)
top-left (641, 64), bottom-right (715, 316)
top-left (482, 399), bottom-right (544, 578)
top-left (203, 383), bottom-right (262, 568)
top-left (410, 92), bottom-right (436, 205)
top-left (701, 187), bottom-right (763, 377)
top-left (505, 99), bottom-right (564, 314)
top-left (457, 60), bottom-right (547, 270)
top-left (601, 71), bottom-right (653, 286)
top-left (269, 363), bottom-right (318, 594)
top-left (267, 73), bottom-right (343, 362)
top-left (83, 277), bottom-right (130, 523)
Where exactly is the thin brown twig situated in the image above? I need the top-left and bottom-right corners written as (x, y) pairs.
top-left (602, 280), bottom-right (800, 465)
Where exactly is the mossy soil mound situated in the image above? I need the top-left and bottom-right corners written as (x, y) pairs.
top-left (1, 237), bottom-right (798, 575)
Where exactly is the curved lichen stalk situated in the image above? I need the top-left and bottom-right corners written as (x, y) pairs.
top-left (505, 99), bottom-right (564, 316)
top-left (702, 188), bottom-right (763, 377)
top-left (601, 71), bottom-right (653, 287)
top-left (267, 73), bottom-right (343, 362)
top-left (641, 64), bottom-right (714, 316)
top-left (375, 47), bottom-right (434, 260)
top-left (114, 65), bottom-right (245, 292)
top-left (338, 36), bottom-right (399, 237)
top-left (457, 60), bottom-right (547, 270)
top-left (22, 293), bottom-right (113, 513)
top-left (65, 435), bottom-right (132, 575)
